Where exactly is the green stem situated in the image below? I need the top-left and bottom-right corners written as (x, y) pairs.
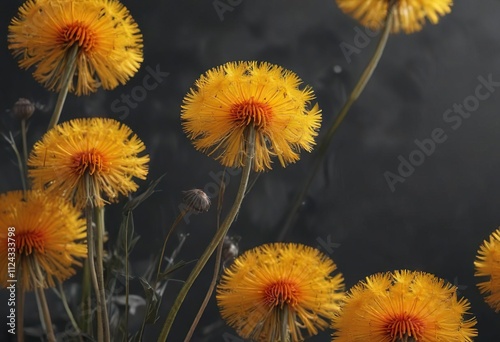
top-left (183, 236), bottom-right (225, 342)
top-left (21, 119), bottom-right (29, 183)
top-left (17, 267), bottom-right (24, 342)
top-left (85, 178), bottom-right (103, 342)
top-left (277, 3), bottom-right (395, 241)
top-left (183, 168), bottom-right (227, 341)
top-left (33, 262), bottom-right (56, 342)
top-left (137, 211), bottom-right (187, 341)
top-left (156, 211), bottom-right (187, 283)
top-left (95, 206), bottom-right (110, 342)
top-left (157, 127), bottom-right (256, 341)
top-left (124, 211), bottom-right (131, 340)
top-left (57, 280), bottom-right (82, 340)
top-left (48, 45), bottom-right (78, 130)
top-left (80, 258), bottom-right (92, 335)
top-left (5, 133), bottom-right (27, 193)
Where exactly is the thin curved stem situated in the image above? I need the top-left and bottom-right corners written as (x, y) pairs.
top-left (156, 211), bottom-right (188, 283)
top-left (85, 175), bottom-right (103, 342)
top-left (183, 237), bottom-right (224, 342)
top-left (33, 262), bottom-right (56, 342)
top-left (56, 280), bottom-right (82, 339)
top-left (136, 210), bottom-right (188, 342)
top-left (183, 170), bottom-right (228, 341)
top-left (48, 45), bottom-right (78, 130)
top-left (17, 266), bottom-right (25, 342)
top-left (21, 119), bottom-right (29, 183)
top-left (157, 127), bottom-right (256, 342)
top-left (95, 206), bottom-right (110, 341)
top-left (277, 3), bottom-right (396, 241)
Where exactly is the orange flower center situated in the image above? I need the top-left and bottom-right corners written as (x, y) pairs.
top-left (230, 98), bottom-right (273, 130)
top-left (17, 230), bottom-right (45, 255)
top-left (386, 313), bottom-right (425, 341)
top-left (263, 280), bottom-right (300, 308)
top-left (57, 21), bottom-right (96, 52)
top-left (72, 150), bottom-right (105, 176)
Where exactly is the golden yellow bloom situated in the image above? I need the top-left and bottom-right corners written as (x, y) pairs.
top-left (0, 190), bottom-right (87, 290)
top-left (332, 270), bottom-right (477, 342)
top-left (335, 0), bottom-right (453, 34)
top-left (28, 118), bottom-right (149, 208)
top-left (217, 243), bottom-right (344, 341)
top-left (8, 0), bottom-right (143, 95)
top-left (475, 227), bottom-right (500, 312)
top-left (181, 61), bottom-right (322, 171)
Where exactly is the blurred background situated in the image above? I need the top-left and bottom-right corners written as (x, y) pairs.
top-left (1, 0), bottom-right (500, 341)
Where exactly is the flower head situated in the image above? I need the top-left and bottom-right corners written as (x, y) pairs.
top-left (8, 0), bottom-right (143, 95)
top-left (0, 190), bottom-right (87, 290)
top-left (217, 243), bottom-right (344, 341)
top-left (335, 0), bottom-right (453, 34)
top-left (332, 270), bottom-right (477, 342)
top-left (475, 227), bottom-right (500, 312)
top-left (28, 118), bottom-right (149, 208)
top-left (181, 61), bottom-right (322, 171)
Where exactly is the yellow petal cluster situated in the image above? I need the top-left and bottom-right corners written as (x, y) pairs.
top-left (332, 270), bottom-right (477, 342)
top-left (181, 61), bottom-right (322, 171)
top-left (0, 190), bottom-right (87, 290)
top-left (8, 0), bottom-right (143, 95)
top-left (217, 243), bottom-right (344, 341)
top-left (335, 0), bottom-right (453, 34)
top-left (28, 118), bottom-right (149, 208)
top-left (475, 227), bottom-right (500, 312)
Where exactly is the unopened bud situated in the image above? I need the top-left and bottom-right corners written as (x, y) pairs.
top-left (182, 189), bottom-right (211, 213)
top-left (12, 98), bottom-right (35, 120)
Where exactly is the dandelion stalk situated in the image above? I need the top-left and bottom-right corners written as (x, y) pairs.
top-left (57, 280), bottom-right (82, 339)
top-left (278, 1), bottom-right (396, 241)
top-left (85, 175), bottom-right (104, 342)
top-left (3, 132), bottom-right (27, 193)
top-left (35, 287), bottom-right (56, 342)
top-left (48, 45), bottom-right (78, 130)
top-left (136, 210), bottom-right (188, 341)
top-left (95, 206), bottom-right (110, 342)
top-left (183, 237), bottom-right (225, 342)
top-left (157, 127), bottom-right (256, 341)
top-left (124, 210), bottom-right (132, 339)
top-left (17, 265), bottom-right (25, 342)
top-left (21, 119), bottom-right (29, 182)
top-left (33, 262), bottom-right (56, 342)
top-left (80, 259), bottom-right (93, 335)
top-left (155, 210), bottom-right (188, 283)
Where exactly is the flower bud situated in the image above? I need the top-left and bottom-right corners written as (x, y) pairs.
top-left (182, 189), bottom-right (211, 213)
top-left (12, 98), bottom-right (35, 120)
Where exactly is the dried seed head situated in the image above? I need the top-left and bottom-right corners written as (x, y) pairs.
top-left (12, 98), bottom-right (35, 120)
top-left (182, 189), bottom-right (211, 213)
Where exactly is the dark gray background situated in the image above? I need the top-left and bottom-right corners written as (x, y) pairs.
top-left (2, 0), bottom-right (500, 341)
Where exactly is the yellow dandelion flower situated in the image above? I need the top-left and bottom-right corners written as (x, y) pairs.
top-left (217, 243), bottom-right (344, 341)
top-left (8, 0), bottom-right (143, 95)
top-left (181, 61), bottom-right (322, 171)
top-left (332, 270), bottom-right (477, 342)
top-left (0, 190), bottom-right (87, 291)
top-left (335, 0), bottom-right (453, 34)
top-left (28, 118), bottom-right (149, 208)
top-left (475, 227), bottom-right (500, 312)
